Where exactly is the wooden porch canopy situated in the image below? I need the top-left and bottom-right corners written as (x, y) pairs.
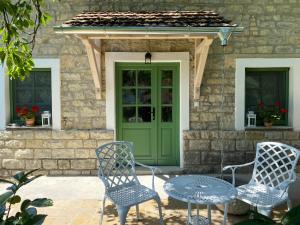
top-left (54, 11), bottom-right (243, 99)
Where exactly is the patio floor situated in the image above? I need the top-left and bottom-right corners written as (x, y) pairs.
top-left (1, 175), bottom-right (299, 225)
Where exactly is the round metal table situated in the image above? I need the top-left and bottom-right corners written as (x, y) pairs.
top-left (164, 175), bottom-right (237, 225)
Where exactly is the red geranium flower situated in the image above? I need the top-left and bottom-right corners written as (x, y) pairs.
top-left (280, 108), bottom-right (288, 113)
top-left (32, 106), bottom-right (40, 113)
top-left (16, 107), bottom-right (21, 113)
top-left (275, 101), bottom-right (281, 107)
top-left (258, 100), bottom-right (264, 108)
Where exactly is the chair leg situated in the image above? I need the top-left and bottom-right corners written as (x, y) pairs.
top-left (99, 197), bottom-right (106, 225)
top-left (154, 196), bottom-right (164, 225)
top-left (257, 206), bottom-right (272, 217)
top-left (136, 204), bottom-right (141, 220)
top-left (287, 198), bottom-right (292, 210)
top-left (116, 206), bottom-right (130, 225)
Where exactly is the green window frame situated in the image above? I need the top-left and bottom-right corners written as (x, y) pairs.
top-left (10, 69), bottom-right (52, 125)
top-left (245, 68), bottom-right (289, 126)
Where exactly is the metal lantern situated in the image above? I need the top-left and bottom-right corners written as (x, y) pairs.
top-left (145, 51), bottom-right (152, 64)
top-left (41, 111), bottom-right (51, 127)
top-left (247, 111), bottom-right (256, 127)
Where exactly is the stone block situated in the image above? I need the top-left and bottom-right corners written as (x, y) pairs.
top-left (34, 130), bottom-right (52, 139)
top-left (83, 140), bottom-right (97, 148)
top-left (236, 140), bottom-right (254, 151)
top-left (0, 149), bottom-right (15, 158)
top-left (58, 160), bottom-right (71, 169)
top-left (62, 170), bottom-right (81, 176)
top-left (15, 149), bottom-right (34, 159)
top-left (0, 131), bottom-right (13, 140)
top-left (0, 140), bottom-right (4, 147)
top-left (66, 140), bottom-right (83, 148)
top-left (52, 130), bottom-right (90, 139)
top-left (265, 131), bottom-right (283, 140)
top-left (43, 140), bottom-right (65, 148)
top-left (81, 170), bottom-right (91, 175)
top-left (211, 140), bottom-right (235, 151)
top-left (74, 149), bottom-right (90, 158)
top-left (52, 149), bottom-right (74, 158)
top-left (189, 140), bottom-right (210, 151)
top-left (42, 160), bottom-right (58, 169)
top-left (245, 131), bottom-right (265, 140)
top-left (26, 140), bottom-right (44, 148)
top-left (25, 160), bottom-right (42, 170)
top-left (5, 140), bottom-right (26, 148)
top-left (223, 152), bottom-right (245, 164)
top-left (49, 170), bottom-right (63, 176)
top-left (2, 159), bottom-right (25, 169)
top-left (34, 149), bottom-right (52, 159)
top-left (283, 131), bottom-right (299, 140)
top-left (70, 159), bottom-right (96, 170)
top-left (90, 130), bottom-right (114, 140)
top-left (13, 130), bottom-right (34, 139)
top-left (96, 140), bottom-right (111, 148)
top-left (183, 131), bottom-right (201, 140)
top-left (184, 151), bottom-right (201, 165)
top-left (201, 152), bottom-right (221, 164)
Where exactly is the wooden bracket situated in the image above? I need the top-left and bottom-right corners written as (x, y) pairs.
top-left (80, 36), bottom-right (102, 99)
top-left (194, 37), bottom-right (214, 99)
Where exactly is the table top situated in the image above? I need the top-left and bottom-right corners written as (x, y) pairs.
top-left (163, 175), bottom-right (237, 205)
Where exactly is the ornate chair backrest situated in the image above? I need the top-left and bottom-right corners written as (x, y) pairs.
top-left (251, 142), bottom-right (300, 191)
top-left (95, 141), bottom-right (139, 190)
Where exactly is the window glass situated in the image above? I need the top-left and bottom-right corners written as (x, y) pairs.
top-left (245, 68), bottom-right (288, 126)
top-left (11, 70), bottom-right (52, 125)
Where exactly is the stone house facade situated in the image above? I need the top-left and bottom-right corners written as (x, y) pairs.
top-left (1, 0), bottom-right (300, 176)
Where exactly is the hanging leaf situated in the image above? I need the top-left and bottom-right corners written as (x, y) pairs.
top-left (30, 198), bottom-right (53, 207)
top-left (7, 195), bottom-right (21, 204)
top-left (0, 191), bottom-right (14, 205)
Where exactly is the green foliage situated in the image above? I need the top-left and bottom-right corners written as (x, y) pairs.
top-left (0, 0), bottom-right (52, 80)
top-left (0, 169), bottom-right (53, 225)
top-left (235, 205), bottom-right (300, 225)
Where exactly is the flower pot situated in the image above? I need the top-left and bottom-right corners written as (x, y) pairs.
top-left (264, 121), bottom-right (273, 127)
top-left (25, 118), bottom-right (35, 126)
top-left (216, 175), bottom-right (250, 215)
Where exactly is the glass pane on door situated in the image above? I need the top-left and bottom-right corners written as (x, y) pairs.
top-left (161, 70), bottom-right (173, 122)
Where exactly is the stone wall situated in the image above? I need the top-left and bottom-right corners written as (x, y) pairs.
top-left (184, 130), bottom-right (300, 173)
top-left (1, 0), bottom-right (300, 175)
top-left (0, 130), bottom-right (113, 176)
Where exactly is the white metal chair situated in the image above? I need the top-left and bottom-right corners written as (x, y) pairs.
top-left (95, 141), bottom-right (164, 225)
top-left (223, 142), bottom-right (300, 216)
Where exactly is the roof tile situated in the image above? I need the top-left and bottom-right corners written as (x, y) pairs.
top-left (63, 11), bottom-right (237, 27)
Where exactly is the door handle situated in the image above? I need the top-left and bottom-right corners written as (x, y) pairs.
top-left (151, 107), bottom-right (155, 120)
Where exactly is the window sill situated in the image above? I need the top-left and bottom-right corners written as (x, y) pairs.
top-left (6, 125), bottom-right (52, 130)
top-left (245, 126), bottom-right (293, 131)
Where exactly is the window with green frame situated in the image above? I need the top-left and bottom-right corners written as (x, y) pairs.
top-left (245, 68), bottom-right (289, 126)
top-left (10, 69), bottom-right (52, 125)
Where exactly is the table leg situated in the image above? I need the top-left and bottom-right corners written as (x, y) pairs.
top-left (207, 205), bottom-right (211, 225)
top-left (222, 203), bottom-right (228, 225)
top-left (187, 201), bottom-right (191, 225)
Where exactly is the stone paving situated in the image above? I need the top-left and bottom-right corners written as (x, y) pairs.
top-left (1, 175), bottom-right (299, 225)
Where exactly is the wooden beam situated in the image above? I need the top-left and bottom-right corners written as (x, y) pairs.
top-left (80, 37), bottom-right (102, 99)
top-left (194, 37), bottom-right (214, 99)
top-left (87, 34), bottom-right (212, 40)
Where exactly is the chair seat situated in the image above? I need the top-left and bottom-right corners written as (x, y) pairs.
top-left (107, 183), bottom-right (158, 207)
top-left (237, 183), bottom-right (288, 208)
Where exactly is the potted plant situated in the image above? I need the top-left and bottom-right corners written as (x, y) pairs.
top-left (257, 101), bottom-right (288, 127)
top-left (16, 106), bottom-right (39, 126)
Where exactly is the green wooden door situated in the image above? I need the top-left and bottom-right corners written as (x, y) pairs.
top-left (116, 63), bottom-right (179, 165)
